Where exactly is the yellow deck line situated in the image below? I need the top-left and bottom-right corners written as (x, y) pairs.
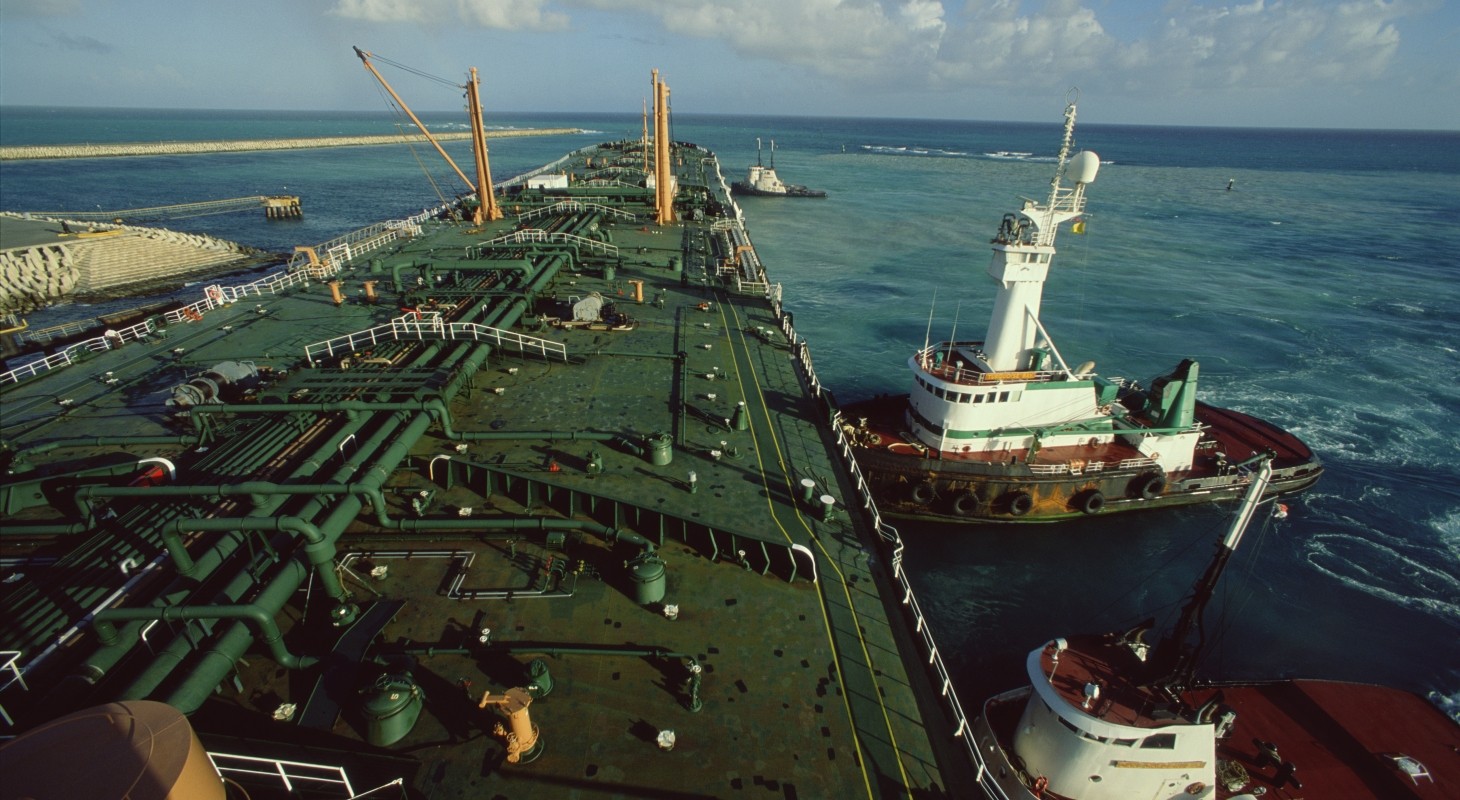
top-left (715, 298), bottom-right (915, 798)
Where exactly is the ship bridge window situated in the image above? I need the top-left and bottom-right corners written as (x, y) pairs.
top-left (1140, 733), bottom-right (1177, 749)
top-left (974, 394), bottom-right (986, 404)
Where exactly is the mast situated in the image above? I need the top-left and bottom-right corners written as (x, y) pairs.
top-left (1147, 459), bottom-right (1274, 697)
top-left (652, 69), bottom-right (674, 225)
top-left (465, 67), bottom-right (501, 222)
top-left (979, 99), bottom-right (1098, 372)
top-left (353, 47), bottom-right (490, 222)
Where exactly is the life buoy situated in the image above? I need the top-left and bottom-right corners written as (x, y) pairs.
top-left (1032, 775), bottom-right (1049, 796)
top-left (1076, 489), bottom-right (1105, 515)
top-left (206, 287), bottom-right (222, 303)
top-left (1007, 491), bottom-right (1033, 517)
top-left (909, 481), bottom-right (935, 505)
top-left (952, 491), bottom-right (979, 517)
top-left (1184, 781), bottom-right (1205, 795)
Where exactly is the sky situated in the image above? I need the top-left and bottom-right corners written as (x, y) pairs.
top-left (1, 0), bottom-right (1457, 129)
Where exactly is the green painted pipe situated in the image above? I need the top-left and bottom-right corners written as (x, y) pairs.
top-left (378, 512), bottom-right (655, 554)
top-left (159, 516), bottom-right (347, 602)
top-left (95, 558), bottom-right (317, 671)
top-left (77, 411), bottom-right (409, 688)
top-left (397, 644), bottom-right (692, 661)
top-left (12, 434), bottom-right (198, 458)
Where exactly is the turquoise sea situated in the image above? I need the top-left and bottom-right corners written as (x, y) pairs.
top-left (2, 106), bottom-right (1458, 719)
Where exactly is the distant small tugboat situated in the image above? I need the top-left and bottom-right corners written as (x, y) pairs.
top-left (840, 99), bottom-right (1322, 522)
top-left (969, 461), bottom-right (1458, 799)
top-left (731, 138), bottom-right (826, 198)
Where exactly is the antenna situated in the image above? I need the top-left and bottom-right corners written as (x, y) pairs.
top-left (921, 291), bottom-right (938, 369)
top-left (947, 301), bottom-right (962, 362)
top-left (756, 137), bottom-right (762, 167)
top-left (770, 140), bottom-right (776, 169)
top-left (1045, 97), bottom-right (1079, 224)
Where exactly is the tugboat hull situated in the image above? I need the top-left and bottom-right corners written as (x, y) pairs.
top-left (730, 181), bottom-right (826, 198)
top-left (843, 395), bottom-right (1323, 523)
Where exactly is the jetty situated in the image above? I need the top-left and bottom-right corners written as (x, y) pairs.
top-left (0, 128), bottom-right (584, 161)
top-left (18, 196), bottom-right (304, 224)
top-left (0, 213), bottom-right (266, 312)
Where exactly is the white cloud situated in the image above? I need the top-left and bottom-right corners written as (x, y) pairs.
top-left (329, 0), bottom-right (568, 31)
top-left (578, 0), bottom-right (948, 85)
top-left (1132, 0), bottom-right (1407, 91)
top-left (573, 0), bottom-right (1420, 101)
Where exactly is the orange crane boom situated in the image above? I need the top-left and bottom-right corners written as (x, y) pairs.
top-left (352, 46), bottom-right (499, 223)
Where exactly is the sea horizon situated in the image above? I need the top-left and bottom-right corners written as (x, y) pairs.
top-left (4, 103), bottom-right (1458, 136)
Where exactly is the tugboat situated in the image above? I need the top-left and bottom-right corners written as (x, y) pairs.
top-left (731, 138), bottom-right (826, 197)
top-left (841, 100), bottom-right (1321, 522)
top-left (969, 460), bottom-right (1458, 799)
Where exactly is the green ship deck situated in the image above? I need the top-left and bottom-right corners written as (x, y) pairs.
top-left (0, 139), bottom-right (971, 797)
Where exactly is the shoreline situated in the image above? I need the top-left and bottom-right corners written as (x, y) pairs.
top-left (0, 128), bottom-right (585, 161)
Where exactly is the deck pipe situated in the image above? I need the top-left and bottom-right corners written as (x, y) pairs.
top-left (155, 422), bottom-right (435, 713)
top-left (105, 416), bottom-right (427, 711)
top-left (62, 244), bottom-right (568, 704)
top-left (6, 434), bottom-right (199, 461)
top-left (24, 221), bottom-right (569, 703)
top-left (93, 558), bottom-right (316, 671)
top-left (392, 258), bottom-right (538, 295)
top-left (68, 409), bottom-right (414, 695)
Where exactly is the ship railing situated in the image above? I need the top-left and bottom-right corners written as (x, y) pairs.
top-left (0, 316), bottom-right (159, 387)
top-left (777, 310), bottom-right (983, 778)
top-left (289, 216), bottom-right (424, 274)
top-left (2, 213), bottom-right (435, 386)
top-left (303, 314), bottom-right (566, 366)
top-left (208, 752), bottom-right (362, 797)
top-left (471, 227), bottom-right (619, 257)
top-left (18, 318), bottom-right (94, 346)
top-left (0, 650), bottom-right (29, 728)
top-left (516, 200), bottom-right (637, 225)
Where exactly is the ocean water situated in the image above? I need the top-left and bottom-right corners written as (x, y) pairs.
top-left (3, 106), bottom-right (1458, 718)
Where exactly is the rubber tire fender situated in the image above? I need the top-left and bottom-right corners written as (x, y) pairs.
top-left (1076, 489), bottom-right (1105, 515)
top-left (909, 481), bottom-right (936, 505)
top-left (952, 491), bottom-right (979, 517)
top-left (1006, 491), bottom-right (1033, 517)
top-left (1132, 473), bottom-right (1165, 500)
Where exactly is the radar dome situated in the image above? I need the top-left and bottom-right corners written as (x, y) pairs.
top-left (1069, 150), bottom-right (1100, 184)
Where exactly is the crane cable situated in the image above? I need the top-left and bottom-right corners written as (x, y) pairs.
top-left (370, 82), bottom-right (452, 211)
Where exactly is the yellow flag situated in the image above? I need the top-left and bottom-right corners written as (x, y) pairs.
top-left (1071, 220), bottom-right (1086, 234)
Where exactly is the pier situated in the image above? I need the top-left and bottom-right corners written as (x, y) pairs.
top-left (0, 128), bottom-right (585, 161)
top-left (20, 195), bottom-right (303, 223)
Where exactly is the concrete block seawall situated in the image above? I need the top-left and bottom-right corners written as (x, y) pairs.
top-left (0, 128), bottom-right (584, 160)
top-left (0, 217), bottom-right (264, 311)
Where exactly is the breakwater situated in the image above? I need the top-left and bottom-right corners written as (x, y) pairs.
top-left (0, 128), bottom-right (584, 161)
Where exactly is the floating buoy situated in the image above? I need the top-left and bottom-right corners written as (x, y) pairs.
top-left (1274, 503), bottom-right (1289, 519)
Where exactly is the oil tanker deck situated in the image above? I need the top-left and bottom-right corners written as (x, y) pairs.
top-left (0, 75), bottom-right (971, 799)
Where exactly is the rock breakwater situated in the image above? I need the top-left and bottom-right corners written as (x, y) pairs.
top-left (0, 128), bottom-right (584, 161)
